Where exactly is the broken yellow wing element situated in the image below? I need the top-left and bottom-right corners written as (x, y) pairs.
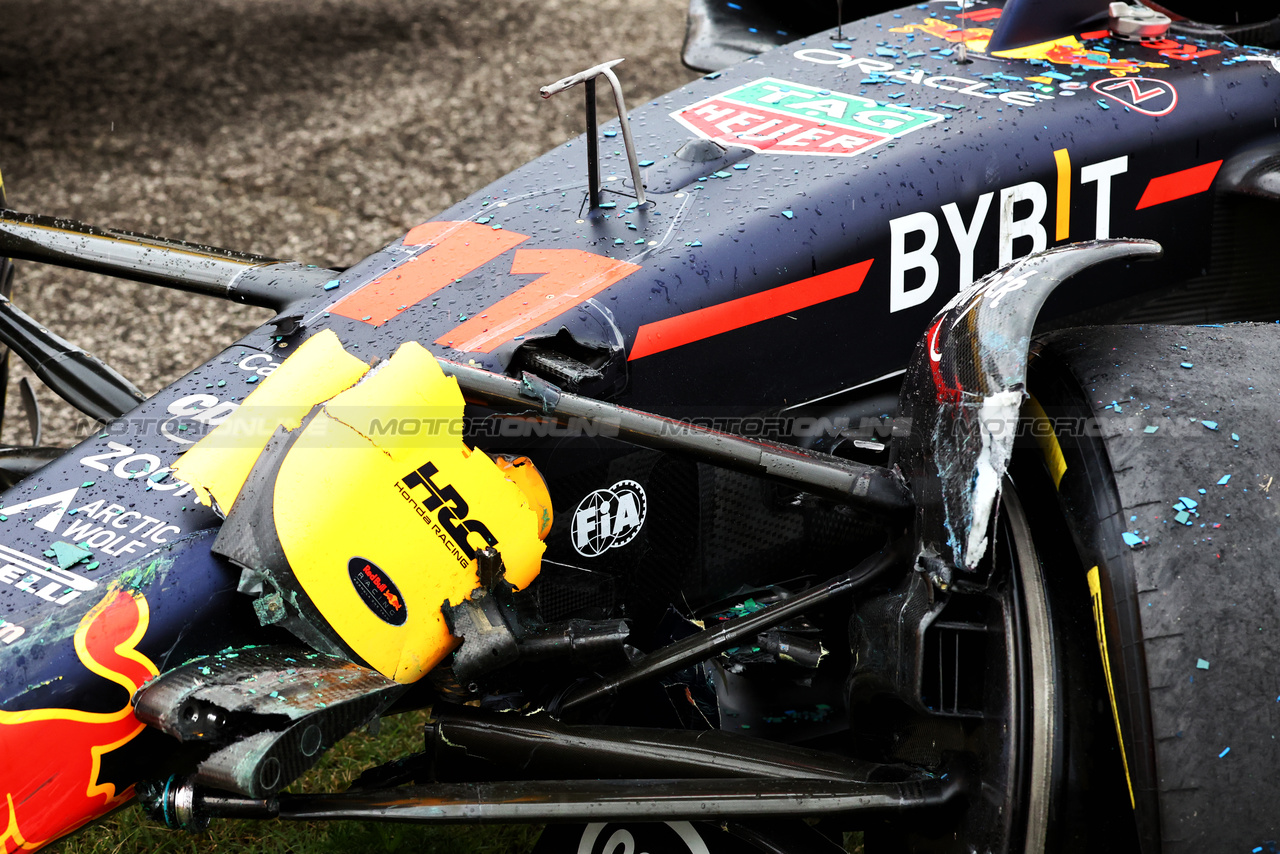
top-left (173, 329), bottom-right (369, 513)
top-left (493, 455), bottom-right (554, 540)
top-left (270, 341), bottom-right (545, 683)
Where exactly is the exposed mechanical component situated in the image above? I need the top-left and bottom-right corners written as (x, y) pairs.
top-left (132, 645), bottom-right (405, 797)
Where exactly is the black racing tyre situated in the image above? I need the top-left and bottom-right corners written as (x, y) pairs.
top-left (1028, 323), bottom-right (1280, 853)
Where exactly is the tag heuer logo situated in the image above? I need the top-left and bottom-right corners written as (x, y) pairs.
top-left (673, 77), bottom-right (942, 157)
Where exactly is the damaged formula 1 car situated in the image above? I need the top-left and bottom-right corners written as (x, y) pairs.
top-left (3, 0), bottom-right (1280, 851)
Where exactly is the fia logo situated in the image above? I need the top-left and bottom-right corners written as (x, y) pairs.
top-left (571, 480), bottom-right (647, 558)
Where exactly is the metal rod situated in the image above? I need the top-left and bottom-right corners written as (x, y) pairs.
top-left (0, 209), bottom-right (339, 310)
top-left (426, 706), bottom-right (894, 783)
top-left (200, 775), bottom-right (961, 824)
top-left (539, 58), bottom-right (646, 209)
top-left (598, 67), bottom-right (646, 206)
top-left (441, 362), bottom-right (913, 516)
top-left (585, 78), bottom-right (601, 209)
top-left (554, 538), bottom-right (910, 715)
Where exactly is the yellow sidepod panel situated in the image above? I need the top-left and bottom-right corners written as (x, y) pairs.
top-left (268, 342), bottom-right (545, 684)
top-left (174, 329), bottom-right (370, 513)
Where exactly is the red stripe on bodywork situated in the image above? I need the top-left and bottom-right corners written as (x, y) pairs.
top-left (628, 259), bottom-right (874, 361)
top-left (330, 221), bottom-right (528, 326)
top-left (436, 249), bottom-right (641, 354)
top-left (1135, 160), bottom-right (1222, 210)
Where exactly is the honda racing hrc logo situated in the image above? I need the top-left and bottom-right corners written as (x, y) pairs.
top-left (571, 480), bottom-right (647, 558)
top-left (396, 462), bottom-right (499, 566)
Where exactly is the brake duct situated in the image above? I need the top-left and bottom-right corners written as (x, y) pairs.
top-left (894, 238), bottom-right (1162, 576)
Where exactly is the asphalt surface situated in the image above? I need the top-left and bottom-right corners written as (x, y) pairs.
top-left (0, 0), bottom-right (697, 446)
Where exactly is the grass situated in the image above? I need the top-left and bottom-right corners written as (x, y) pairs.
top-left (50, 708), bottom-right (542, 854)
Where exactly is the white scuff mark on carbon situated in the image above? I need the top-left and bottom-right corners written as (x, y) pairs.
top-left (935, 389), bottom-right (1024, 570)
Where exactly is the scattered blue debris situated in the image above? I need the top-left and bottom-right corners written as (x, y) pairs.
top-left (1096, 99), bottom-right (1110, 109)
top-left (704, 72), bottom-right (722, 80)
top-left (781, 210), bottom-right (794, 219)
top-left (246, 375), bottom-right (259, 384)
top-left (603, 130), bottom-right (617, 138)
top-left (1181, 496), bottom-right (1199, 509)
top-left (1218, 474), bottom-right (1232, 485)
top-left (1121, 531), bottom-right (1145, 547)
top-left (476, 216), bottom-right (491, 224)
top-left (81, 481), bottom-right (94, 488)
top-left (1232, 432), bottom-right (1240, 441)
top-left (733, 163), bottom-right (750, 170)
top-left (1202, 420), bottom-right (1218, 430)
top-left (1196, 658), bottom-right (1210, 670)
top-left (323, 279), bottom-right (340, 291)
top-left (599, 202), bottom-right (617, 209)
top-left (638, 159), bottom-right (655, 167)
top-left (45, 541), bottom-right (93, 570)
top-left (1219, 747), bottom-right (1231, 758)
top-left (1144, 425), bottom-right (1159, 433)
top-left (1181, 362), bottom-right (1194, 368)
top-left (833, 42), bottom-right (853, 50)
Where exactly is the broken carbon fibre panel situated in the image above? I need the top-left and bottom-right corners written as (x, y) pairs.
top-left (629, 259), bottom-right (873, 360)
top-left (133, 645), bottom-right (404, 798)
top-left (181, 335), bottom-right (546, 684)
top-left (895, 239), bottom-right (1161, 575)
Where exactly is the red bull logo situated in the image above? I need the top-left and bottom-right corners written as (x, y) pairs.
top-left (0, 584), bottom-right (157, 852)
